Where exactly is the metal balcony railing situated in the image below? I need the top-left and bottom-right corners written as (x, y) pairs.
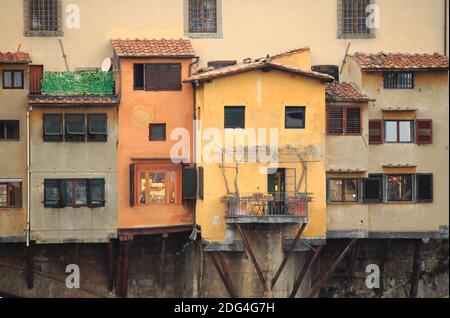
top-left (222, 192), bottom-right (310, 218)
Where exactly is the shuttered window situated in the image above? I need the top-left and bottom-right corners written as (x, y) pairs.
top-left (416, 119), bottom-right (433, 145)
top-left (134, 63), bottom-right (182, 91)
top-left (89, 179), bottom-right (106, 207)
top-left (416, 174), bottom-right (433, 203)
top-left (369, 119), bottom-right (383, 144)
top-left (87, 114), bottom-right (107, 142)
top-left (44, 179), bottom-right (105, 208)
top-left (327, 106), bottom-right (361, 135)
top-left (384, 72), bottom-right (414, 89)
top-left (362, 174), bottom-right (383, 203)
top-left (43, 114), bottom-right (62, 142)
top-left (182, 166), bottom-right (197, 200)
top-left (65, 114), bottom-right (85, 142)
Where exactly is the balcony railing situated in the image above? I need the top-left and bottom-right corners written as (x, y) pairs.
top-left (222, 192), bottom-right (310, 223)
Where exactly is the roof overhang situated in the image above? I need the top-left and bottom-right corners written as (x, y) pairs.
top-left (28, 95), bottom-right (120, 107)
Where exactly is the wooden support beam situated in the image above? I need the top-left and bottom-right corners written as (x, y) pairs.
top-left (309, 239), bottom-right (358, 298)
top-left (236, 224), bottom-right (267, 292)
top-left (218, 252), bottom-right (238, 298)
top-left (208, 252), bottom-right (236, 298)
top-left (377, 239), bottom-right (388, 296)
top-left (25, 242), bottom-right (34, 289)
top-left (271, 223), bottom-right (307, 289)
top-left (347, 240), bottom-right (359, 285)
top-left (289, 244), bottom-right (324, 298)
top-left (409, 239), bottom-right (421, 298)
top-left (107, 239), bottom-right (115, 293)
top-left (117, 235), bottom-right (132, 298)
top-left (160, 233), bottom-right (168, 288)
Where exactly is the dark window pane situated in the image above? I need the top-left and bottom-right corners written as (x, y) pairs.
top-left (87, 114), bottom-right (107, 142)
top-left (344, 179), bottom-right (358, 202)
top-left (387, 175), bottom-right (413, 202)
top-left (75, 180), bottom-right (87, 205)
top-left (346, 108), bottom-right (361, 134)
top-left (65, 114), bottom-right (85, 142)
top-left (149, 124), bottom-right (166, 141)
top-left (327, 107), bottom-right (344, 134)
top-left (44, 114), bottom-right (63, 141)
top-left (416, 174), bottom-right (433, 203)
top-left (6, 121), bottom-right (19, 140)
top-left (44, 180), bottom-right (60, 207)
top-left (285, 107), bottom-right (305, 129)
top-left (224, 107), bottom-right (245, 129)
top-left (89, 179), bottom-right (105, 207)
top-left (0, 122), bottom-right (4, 139)
top-left (363, 176), bottom-right (382, 203)
top-left (3, 71), bottom-right (12, 88)
top-left (133, 64), bottom-right (144, 90)
top-left (0, 182), bottom-right (22, 208)
top-left (384, 72), bottom-right (413, 89)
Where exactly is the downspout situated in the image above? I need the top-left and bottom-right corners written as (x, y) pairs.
top-left (26, 108), bottom-right (31, 246)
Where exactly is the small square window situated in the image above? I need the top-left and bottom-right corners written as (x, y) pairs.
top-left (149, 124), bottom-right (166, 141)
top-left (3, 71), bottom-right (24, 89)
top-left (224, 106), bottom-right (245, 129)
top-left (87, 114), bottom-right (107, 142)
top-left (0, 120), bottom-right (20, 140)
top-left (386, 175), bottom-right (413, 202)
top-left (189, 0), bottom-right (218, 33)
top-left (0, 181), bottom-right (22, 208)
top-left (65, 114), bottom-right (85, 142)
top-left (329, 178), bottom-right (359, 203)
top-left (285, 107), bottom-right (305, 129)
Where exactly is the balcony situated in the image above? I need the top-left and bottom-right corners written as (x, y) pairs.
top-left (28, 69), bottom-right (119, 106)
top-left (223, 192), bottom-right (310, 224)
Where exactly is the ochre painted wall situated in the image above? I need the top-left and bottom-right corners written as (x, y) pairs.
top-left (117, 57), bottom-right (194, 229)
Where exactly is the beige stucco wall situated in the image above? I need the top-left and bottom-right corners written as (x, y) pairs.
top-left (0, 0), bottom-right (447, 70)
top-left (29, 106), bottom-right (118, 243)
top-left (327, 59), bottom-right (449, 236)
top-left (0, 63), bottom-right (28, 241)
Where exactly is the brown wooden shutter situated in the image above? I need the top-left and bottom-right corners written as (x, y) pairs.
top-left (369, 119), bottom-right (383, 144)
top-left (29, 65), bottom-right (43, 94)
top-left (169, 64), bottom-right (182, 90)
top-left (416, 174), bottom-right (433, 202)
top-left (416, 119), bottom-right (432, 145)
top-left (133, 64), bottom-right (144, 90)
top-left (198, 167), bottom-right (204, 200)
top-left (144, 64), bottom-right (158, 90)
top-left (346, 107), bottom-right (361, 134)
top-left (327, 107), bottom-right (344, 134)
top-left (157, 64), bottom-right (170, 90)
top-left (129, 164), bottom-right (135, 207)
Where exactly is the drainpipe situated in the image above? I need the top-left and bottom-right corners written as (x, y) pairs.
top-left (26, 109), bottom-right (31, 246)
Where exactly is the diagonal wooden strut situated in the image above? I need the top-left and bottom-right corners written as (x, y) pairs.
top-left (208, 252), bottom-right (237, 298)
top-left (309, 239), bottom-right (358, 298)
top-left (289, 244), bottom-right (324, 298)
top-left (271, 223), bottom-right (307, 289)
top-left (235, 224), bottom-right (267, 291)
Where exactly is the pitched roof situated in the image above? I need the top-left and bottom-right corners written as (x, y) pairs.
top-left (325, 82), bottom-right (371, 102)
top-left (111, 38), bottom-right (196, 58)
top-left (0, 52), bottom-right (32, 64)
top-left (270, 47), bottom-right (310, 59)
top-left (186, 56), bottom-right (334, 83)
top-left (351, 52), bottom-right (449, 71)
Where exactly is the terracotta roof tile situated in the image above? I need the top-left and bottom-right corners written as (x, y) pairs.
top-left (352, 52), bottom-right (449, 71)
top-left (186, 55), bottom-right (334, 83)
top-left (325, 82), bottom-right (371, 102)
top-left (0, 52), bottom-right (32, 64)
top-left (111, 38), bottom-right (196, 58)
top-left (28, 95), bottom-right (119, 106)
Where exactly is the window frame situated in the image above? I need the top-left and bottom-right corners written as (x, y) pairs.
top-left (383, 72), bottom-right (414, 89)
top-left (0, 181), bottom-right (22, 209)
top-left (0, 120), bottom-right (20, 141)
top-left (385, 174), bottom-right (414, 203)
top-left (44, 179), bottom-right (105, 208)
top-left (87, 113), bottom-right (108, 142)
top-left (2, 70), bottom-right (24, 89)
top-left (65, 113), bottom-right (86, 142)
top-left (285, 106), bottom-right (306, 129)
top-left (185, 0), bottom-right (223, 39)
top-left (384, 120), bottom-right (415, 144)
top-left (188, 0), bottom-right (218, 33)
top-left (149, 123), bottom-right (167, 141)
top-left (224, 106), bottom-right (245, 129)
top-left (24, 0), bottom-right (64, 37)
top-left (337, 0), bottom-right (375, 39)
top-left (328, 178), bottom-right (360, 204)
top-left (43, 113), bottom-right (63, 142)
top-left (327, 105), bottom-right (362, 135)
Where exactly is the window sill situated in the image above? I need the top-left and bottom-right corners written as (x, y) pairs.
top-left (186, 32), bottom-right (223, 39)
top-left (338, 33), bottom-right (375, 40)
top-left (24, 31), bottom-right (64, 37)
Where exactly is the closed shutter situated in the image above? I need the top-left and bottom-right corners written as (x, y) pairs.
top-left (369, 119), bottom-right (383, 144)
top-left (363, 175), bottom-right (383, 203)
top-left (157, 64), bottom-right (170, 90)
top-left (129, 164), bottom-right (135, 207)
top-left (327, 107), bottom-right (344, 134)
top-left (416, 174), bottom-right (433, 203)
top-left (182, 166), bottom-right (197, 200)
top-left (144, 64), bottom-right (158, 90)
top-left (198, 167), bottom-right (204, 200)
top-left (416, 119), bottom-right (432, 145)
top-left (133, 64), bottom-right (144, 90)
top-left (169, 64), bottom-right (182, 90)
top-left (346, 107), bottom-right (361, 134)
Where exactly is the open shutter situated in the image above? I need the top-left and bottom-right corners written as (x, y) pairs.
top-left (144, 64), bottom-right (158, 90)
top-left (129, 164), bottom-right (135, 207)
top-left (169, 64), bottom-right (182, 90)
top-left (416, 119), bottom-right (432, 145)
top-left (363, 175), bottom-right (383, 203)
top-left (182, 166), bottom-right (197, 200)
top-left (369, 119), bottom-right (383, 144)
top-left (416, 174), bottom-right (433, 203)
top-left (198, 167), bottom-right (204, 200)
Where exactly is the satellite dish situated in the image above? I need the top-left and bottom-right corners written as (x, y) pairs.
top-left (101, 57), bottom-right (112, 72)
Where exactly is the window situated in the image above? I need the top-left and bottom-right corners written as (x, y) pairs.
top-left (285, 107), bottom-right (306, 129)
top-left (386, 175), bottom-right (413, 202)
top-left (44, 179), bottom-right (105, 208)
top-left (416, 119), bottom-right (433, 145)
top-left (134, 64), bottom-right (182, 91)
top-left (149, 124), bottom-right (166, 141)
top-left (137, 169), bottom-right (177, 205)
top-left (416, 174), bottom-right (433, 203)
top-left (224, 107), bottom-right (245, 129)
top-left (3, 71), bottom-right (24, 89)
top-left (182, 166), bottom-right (197, 200)
top-left (198, 166), bottom-right (204, 200)
top-left (338, 0), bottom-right (374, 39)
top-left (362, 174), bottom-right (383, 203)
top-left (25, 0), bottom-right (63, 36)
top-left (369, 119), bottom-right (383, 144)
top-left (327, 106), bottom-right (361, 135)
top-left (384, 72), bottom-right (414, 89)
top-left (65, 114), bottom-right (85, 142)
top-left (43, 114), bottom-right (63, 142)
top-left (385, 121), bottom-right (414, 143)
top-left (0, 120), bottom-right (20, 140)
top-left (207, 60), bottom-right (237, 69)
top-left (87, 114), bottom-right (107, 142)
top-left (0, 181), bottom-right (22, 208)
top-left (189, 0), bottom-right (217, 33)
top-left (328, 179), bottom-right (359, 203)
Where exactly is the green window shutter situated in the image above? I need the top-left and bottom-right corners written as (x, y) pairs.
top-left (182, 166), bottom-right (197, 200)
top-left (198, 167), bottom-right (204, 200)
top-left (416, 174), bottom-right (433, 203)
